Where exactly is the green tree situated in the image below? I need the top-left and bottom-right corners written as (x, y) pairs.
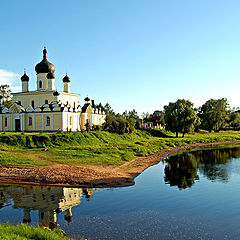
top-left (122, 109), bottom-right (139, 119)
top-left (198, 98), bottom-right (229, 132)
top-left (164, 99), bottom-right (200, 137)
top-left (122, 109), bottom-right (141, 129)
top-left (95, 102), bottom-right (104, 112)
top-left (0, 84), bottom-right (12, 107)
top-left (104, 103), bottom-right (115, 115)
top-left (95, 102), bottom-right (115, 115)
top-left (152, 110), bottom-right (165, 125)
top-left (152, 110), bottom-right (162, 117)
top-left (103, 114), bottom-right (133, 134)
top-left (141, 112), bottom-right (151, 122)
top-left (226, 110), bottom-right (240, 128)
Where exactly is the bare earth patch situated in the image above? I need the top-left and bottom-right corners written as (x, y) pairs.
top-left (0, 141), bottom-right (239, 188)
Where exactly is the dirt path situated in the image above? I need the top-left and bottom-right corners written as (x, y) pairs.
top-left (0, 141), bottom-right (239, 188)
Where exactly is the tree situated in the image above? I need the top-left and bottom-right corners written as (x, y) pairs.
top-left (94, 102), bottom-right (115, 115)
top-left (123, 109), bottom-right (139, 119)
top-left (152, 110), bottom-right (165, 125)
top-left (152, 110), bottom-right (162, 117)
top-left (198, 98), bottom-right (229, 132)
top-left (94, 102), bottom-right (104, 112)
top-left (104, 103), bottom-right (115, 115)
top-left (127, 109), bottom-right (138, 120)
top-left (226, 110), bottom-right (240, 128)
top-left (0, 84), bottom-right (12, 107)
top-left (122, 109), bottom-right (141, 129)
top-left (103, 114), bottom-right (133, 134)
top-left (164, 99), bottom-right (200, 137)
top-left (141, 112), bottom-right (151, 122)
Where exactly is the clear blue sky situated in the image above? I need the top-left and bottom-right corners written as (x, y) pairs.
top-left (1, 0), bottom-right (240, 115)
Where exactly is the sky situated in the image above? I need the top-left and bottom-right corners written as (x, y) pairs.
top-left (1, 0), bottom-right (240, 115)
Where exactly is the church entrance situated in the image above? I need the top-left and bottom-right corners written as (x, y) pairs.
top-left (15, 119), bottom-right (21, 132)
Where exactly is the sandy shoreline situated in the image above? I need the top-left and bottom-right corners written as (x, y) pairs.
top-left (0, 141), bottom-right (239, 188)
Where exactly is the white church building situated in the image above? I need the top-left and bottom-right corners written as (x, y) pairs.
top-left (0, 47), bottom-right (106, 132)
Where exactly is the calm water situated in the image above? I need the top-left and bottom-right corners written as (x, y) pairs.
top-left (1, 145), bottom-right (240, 239)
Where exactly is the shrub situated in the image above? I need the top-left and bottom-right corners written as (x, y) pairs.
top-left (25, 136), bottom-right (34, 148)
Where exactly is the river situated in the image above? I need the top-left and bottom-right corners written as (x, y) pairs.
top-left (1, 144), bottom-right (240, 239)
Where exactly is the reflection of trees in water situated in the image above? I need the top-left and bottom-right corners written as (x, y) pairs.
top-left (165, 152), bottom-right (200, 190)
top-left (164, 147), bottom-right (240, 190)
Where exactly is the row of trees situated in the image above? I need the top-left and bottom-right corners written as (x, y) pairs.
top-left (97, 98), bottom-right (239, 137)
top-left (164, 98), bottom-right (239, 137)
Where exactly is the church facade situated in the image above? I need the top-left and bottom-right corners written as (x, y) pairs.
top-left (0, 47), bottom-right (106, 132)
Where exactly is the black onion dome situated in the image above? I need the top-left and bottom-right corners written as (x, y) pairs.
top-left (35, 47), bottom-right (55, 74)
top-left (53, 91), bottom-right (60, 96)
top-left (84, 96), bottom-right (90, 102)
top-left (21, 73), bottom-right (29, 82)
top-left (62, 74), bottom-right (70, 83)
top-left (47, 71), bottom-right (55, 79)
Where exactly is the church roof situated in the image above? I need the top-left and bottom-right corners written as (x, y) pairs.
top-left (21, 72), bottom-right (29, 82)
top-left (84, 96), bottom-right (90, 102)
top-left (47, 71), bottom-right (55, 79)
top-left (35, 47), bottom-right (55, 74)
top-left (9, 102), bottom-right (25, 113)
top-left (62, 74), bottom-right (70, 83)
top-left (81, 103), bottom-right (91, 113)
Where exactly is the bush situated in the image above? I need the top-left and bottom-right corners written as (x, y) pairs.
top-left (103, 115), bottom-right (135, 134)
top-left (25, 136), bottom-right (34, 148)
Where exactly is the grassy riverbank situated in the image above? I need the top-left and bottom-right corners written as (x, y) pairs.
top-left (0, 129), bottom-right (240, 167)
top-left (0, 223), bottom-right (72, 240)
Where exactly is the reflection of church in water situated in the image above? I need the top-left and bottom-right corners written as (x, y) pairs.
top-left (0, 185), bottom-right (94, 229)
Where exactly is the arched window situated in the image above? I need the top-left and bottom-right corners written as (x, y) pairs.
top-left (31, 100), bottom-right (35, 109)
top-left (46, 116), bottom-right (50, 126)
top-left (39, 80), bottom-right (43, 89)
top-left (28, 117), bottom-right (32, 126)
top-left (45, 99), bottom-right (48, 104)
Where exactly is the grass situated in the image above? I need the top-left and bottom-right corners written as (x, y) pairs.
top-left (0, 223), bottom-right (73, 240)
top-left (0, 129), bottom-right (239, 167)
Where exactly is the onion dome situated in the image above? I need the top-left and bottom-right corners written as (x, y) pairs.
top-left (84, 96), bottom-right (90, 102)
top-left (53, 91), bottom-right (60, 96)
top-left (35, 47), bottom-right (55, 74)
top-left (47, 71), bottom-right (55, 79)
top-left (21, 72), bottom-right (29, 82)
top-left (62, 74), bottom-right (70, 83)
